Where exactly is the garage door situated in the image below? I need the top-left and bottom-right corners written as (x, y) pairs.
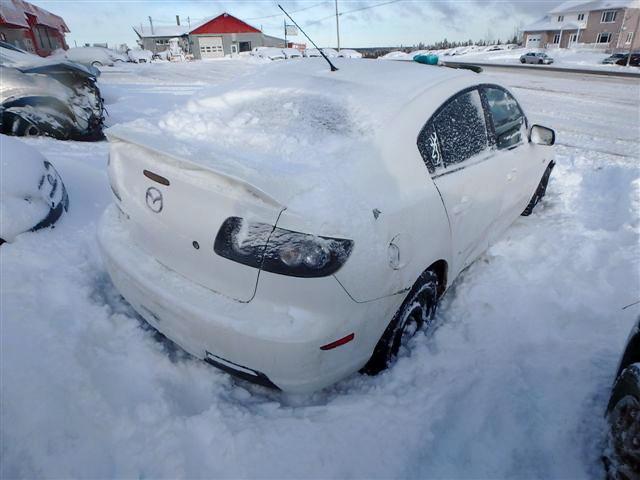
top-left (199, 37), bottom-right (224, 59)
top-left (526, 35), bottom-right (541, 48)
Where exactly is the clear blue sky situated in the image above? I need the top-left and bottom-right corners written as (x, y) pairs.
top-left (35, 0), bottom-right (555, 49)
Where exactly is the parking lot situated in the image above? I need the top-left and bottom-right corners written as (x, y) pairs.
top-left (1, 59), bottom-right (639, 478)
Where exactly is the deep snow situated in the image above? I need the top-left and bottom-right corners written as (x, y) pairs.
top-left (1, 59), bottom-right (639, 479)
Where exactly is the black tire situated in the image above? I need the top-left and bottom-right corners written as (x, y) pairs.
top-left (11, 115), bottom-right (40, 137)
top-left (91, 61), bottom-right (103, 67)
top-left (604, 364), bottom-right (640, 480)
top-left (362, 270), bottom-right (439, 375)
top-left (520, 59), bottom-right (526, 64)
top-left (522, 161), bottom-right (555, 216)
top-left (538, 59), bottom-right (543, 64)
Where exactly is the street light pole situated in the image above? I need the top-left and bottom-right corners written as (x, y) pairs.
top-left (335, 0), bottom-right (340, 51)
top-left (627, 11), bottom-right (640, 66)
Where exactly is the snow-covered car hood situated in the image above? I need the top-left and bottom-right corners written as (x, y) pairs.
top-left (0, 46), bottom-right (99, 77)
top-left (108, 59), bottom-right (472, 219)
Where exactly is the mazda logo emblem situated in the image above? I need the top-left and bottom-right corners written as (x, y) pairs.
top-left (145, 187), bottom-right (163, 213)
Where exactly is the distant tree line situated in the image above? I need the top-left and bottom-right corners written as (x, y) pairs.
top-left (401, 34), bottom-right (521, 53)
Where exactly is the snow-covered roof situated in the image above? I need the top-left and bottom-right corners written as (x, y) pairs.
top-left (549, 0), bottom-right (639, 13)
top-left (0, 0), bottom-right (69, 32)
top-left (522, 18), bottom-right (582, 31)
top-left (133, 16), bottom-right (215, 38)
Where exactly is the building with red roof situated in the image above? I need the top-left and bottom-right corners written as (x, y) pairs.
top-left (0, 0), bottom-right (69, 56)
top-left (133, 12), bottom-right (286, 59)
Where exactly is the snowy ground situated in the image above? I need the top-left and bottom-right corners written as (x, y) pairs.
top-left (2, 59), bottom-right (639, 478)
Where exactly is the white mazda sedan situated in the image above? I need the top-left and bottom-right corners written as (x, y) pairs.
top-left (98, 59), bottom-right (555, 393)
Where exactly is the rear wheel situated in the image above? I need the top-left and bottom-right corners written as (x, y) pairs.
top-left (10, 116), bottom-right (40, 137)
top-left (522, 161), bottom-right (555, 216)
top-left (538, 59), bottom-right (543, 64)
top-left (362, 270), bottom-right (439, 375)
top-left (604, 364), bottom-right (640, 479)
top-left (91, 61), bottom-right (103, 67)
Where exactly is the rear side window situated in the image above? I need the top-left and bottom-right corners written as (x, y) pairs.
top-left (432, 89), bottom-right (488, 167)
top-left (417, 89), bottom-right (489, 172)
top-left (483, 87), bottom-right (525, 150)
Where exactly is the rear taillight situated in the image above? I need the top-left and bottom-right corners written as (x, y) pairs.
top-left (214, 217), bottom-right (354, 278)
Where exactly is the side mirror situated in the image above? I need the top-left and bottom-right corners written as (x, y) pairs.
top-left (530, 124), bottom-right (555, 146)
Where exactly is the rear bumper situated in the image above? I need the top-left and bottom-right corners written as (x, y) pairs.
top-left (98, 205), bottom-right (394, 392)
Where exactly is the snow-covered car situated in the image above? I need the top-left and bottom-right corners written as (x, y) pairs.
top-left (520, 52), bottom-right (554, 64)
top-left (282, 48), bottom-right (302, 59)
top-left (99, 59), bottom-right (556, 393)
top-left (251, 47), bottom-right (286, 61)
top-left (322, 48), bottom-right (339, 58)
top-left (127, 49), bottom-right (153, 63)
top-left (338, 49), bottom-right (363, 59)
top-left (59, 47), bottom-right (115, 67)
top-left (604, 318), bottom-right (640, 478)
top-left (0, 59), bottom-right (104, 140)
top-left (0, 45), bottom-right (104, 140)
top-left (304, 48), bottom-right (322, 57)
top-left (379, 50), bottom-right (411, 61)
top-left (0, 135), bottom-right (69, 244)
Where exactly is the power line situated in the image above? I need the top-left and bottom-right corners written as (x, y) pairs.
top-left (244, 2), bottom-right (326, 21)
top-left (306, 0), bottom-right (403, 25)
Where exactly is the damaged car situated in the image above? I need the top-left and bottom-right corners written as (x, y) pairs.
top-left (0, 135), bottom-right (69, 245)
top-left (0, 43), bottom-right (104, 140)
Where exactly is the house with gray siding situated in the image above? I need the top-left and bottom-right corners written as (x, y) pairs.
top-left (522, 0), bottom-right (640, 51)
top-left (133, 12), bottom-right (285, 59)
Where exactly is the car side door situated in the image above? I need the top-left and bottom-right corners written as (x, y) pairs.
top-left (417, 87), bottom-right (508, 277)
top-left (480, 85), bottom-right (545, 225)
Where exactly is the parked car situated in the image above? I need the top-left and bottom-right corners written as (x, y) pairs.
top-left (304, 48), bottom-right (322, 57)
top-left (0, 135), bottom-right (69, 245)
top-left (282, 48), bottom-right (303, 59)
top-left (615, 53), bottom-right (640, 67)
top-left (251, 47), bottom-right (286, 60)
top-left (127, 49), bottom-right (153, 63)
top-left (99, 60), bottom-right (555, 393)
top-left (0, 44), bottom-right (104, 140)
top-left (603, 318), bottom-right (640, 478)
top-left (602, 53), bottom-right (627, 64)
top-left (338, 49), bottom-right (363, 59)
top-left (520, 52), bottom-right (554, 64)
top-left (57, 47), bottom-right (115, 67)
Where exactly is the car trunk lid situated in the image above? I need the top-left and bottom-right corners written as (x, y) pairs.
top-left (107, 134), bottom-right (284, 302)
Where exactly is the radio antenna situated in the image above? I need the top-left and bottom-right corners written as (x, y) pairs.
top-left (278, 4), bottom-right (338, 72)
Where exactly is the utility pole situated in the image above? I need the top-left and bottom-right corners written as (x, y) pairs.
top-left (627, 10), bottom-right (640, 66)
top-left (148, 16), bottom-right (154, 35)
top-left (284, 18), bottom-right (287, 48)
top-left (188, 16), bottom-right (191, 28)
top-left (335, 0), bottom-right (340, 51)
top-left (176, 15), bottom-right (180, 26)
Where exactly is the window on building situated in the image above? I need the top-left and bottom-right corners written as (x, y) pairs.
top-left (417, 89), bottom-right (489, 171)
top-left (482, 87), bottom-right (526, 150)
top-left (577, 13), bottom-right (585, 21)
top-left (597, 32), bottom-right (612, 43)
top-left (601, 10), bottom-right (617, 23)
top-left (239, 41), bottom-right (251, 52)
top-left (553, 33), bottom-right (561, 43)
top-left (558, 15), bottom-right (564, 22)
top-left (626, 32), bottom-right (634, 44)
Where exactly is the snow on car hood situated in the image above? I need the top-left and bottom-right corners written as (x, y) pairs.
top-left (108, 59), bottom-right (469, 218)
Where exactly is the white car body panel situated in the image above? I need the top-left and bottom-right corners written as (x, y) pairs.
top-left (99, 60), bottom-right (554, 392)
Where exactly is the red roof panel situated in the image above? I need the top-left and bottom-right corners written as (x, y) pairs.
top-left (190, 13), bottom-right (260, 35)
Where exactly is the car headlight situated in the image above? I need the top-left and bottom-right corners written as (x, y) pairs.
top-left (214, 217), bottom-right (354, 278)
